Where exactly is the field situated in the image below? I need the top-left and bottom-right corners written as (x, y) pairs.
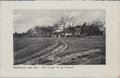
top-left (14, 36), bottom-right (105, 65)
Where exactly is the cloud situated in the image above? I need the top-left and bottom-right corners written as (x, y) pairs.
top-left (70, 11), bottom-right (81, 17)
top-left (64, 12), bottom-right (69, 16)
top-left (14, 17), bottom-right (58, 33)
top-left (77, 11), bottom-right (105, 23)
top-left (13, 14), bottom-right (24, 22)
top-left (87, 11), bottom-right (104, 18)
top-left (13, 10), bottom-right (105, 33)
top-left (33, 17), bottom-right (57, 26)
top-left (64, 11), bottom-right (81, 17)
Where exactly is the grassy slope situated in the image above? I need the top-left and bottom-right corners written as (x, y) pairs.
top-left (14, 36), bottom-right (105, 65)
top-left (58, 36), bottom-right (105, 64)
top-left (57, 36), bottom-right (105, 57)
top-left (14, 37), bottom-right (56, 64)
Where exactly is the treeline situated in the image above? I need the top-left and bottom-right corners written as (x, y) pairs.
top-left (14, 20), bottom-right (105, 38)
top-left (80, 22), bottom-right (104, 36)
top-left (26, 26), bottom-right (54, 37)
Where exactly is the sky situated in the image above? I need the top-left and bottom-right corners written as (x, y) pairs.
top-left (13, 9), bottom-right (105, 33)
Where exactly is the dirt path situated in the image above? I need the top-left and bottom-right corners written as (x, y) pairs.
top-left (54, 48), bottom-right (101, 65)
top-left (24, 39), bottom-right (68, 65)
top-left (23, 38), bottom-right (101, 65)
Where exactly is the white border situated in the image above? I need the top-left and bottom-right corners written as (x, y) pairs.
top-left (0, 1), bottom-right (120, 78)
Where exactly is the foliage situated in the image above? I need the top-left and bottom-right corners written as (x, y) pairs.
top-left (14, 16), bottom-right (105, 37)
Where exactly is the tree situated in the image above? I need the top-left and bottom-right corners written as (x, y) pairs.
top-left (68, 26), bottom-right (75, 36)
top-left (26, 28), bottom-right (34, 36)
top-left (59, 16), bottom-right (68, 36)
top-left (34, 26), bottom-right (41, 35)
top-left (93, 19), bottom-right (104, 27)
top-left (53, 24), bottom-right (59, 31)
top-left (39, 26), bottom-right (54, 37)
top-left (91, 19), bottom-right (104, 36)
top-left (81, 22), bottom-right (87, 36)
top-left (57, 15), bottom-right (76, 37)
top-left (68, 16), bottom-right (76, 27)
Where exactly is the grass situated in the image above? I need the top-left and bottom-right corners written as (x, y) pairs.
top-left (57, 36), bottom-right (105, 65)
top-left (57, 36), bottom-right (105, 57)
top-left (14, 36), bottom-right (105, 65)
top-left (14, 37), bottom-right (56, 64)
top-left (14, 37), bottom-right (56, 52)
top-left (60, 47), bottom-right (105, 65)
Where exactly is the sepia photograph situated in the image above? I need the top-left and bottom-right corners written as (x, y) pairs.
top-left (13, 9), bottom-right (106, 65)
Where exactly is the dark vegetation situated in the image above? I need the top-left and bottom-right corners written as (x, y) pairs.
top-left (14, 18), bottom-right (105, 38)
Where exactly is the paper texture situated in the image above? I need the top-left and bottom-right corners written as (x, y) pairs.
top-left (0, 1), bottom-right (120, 78)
